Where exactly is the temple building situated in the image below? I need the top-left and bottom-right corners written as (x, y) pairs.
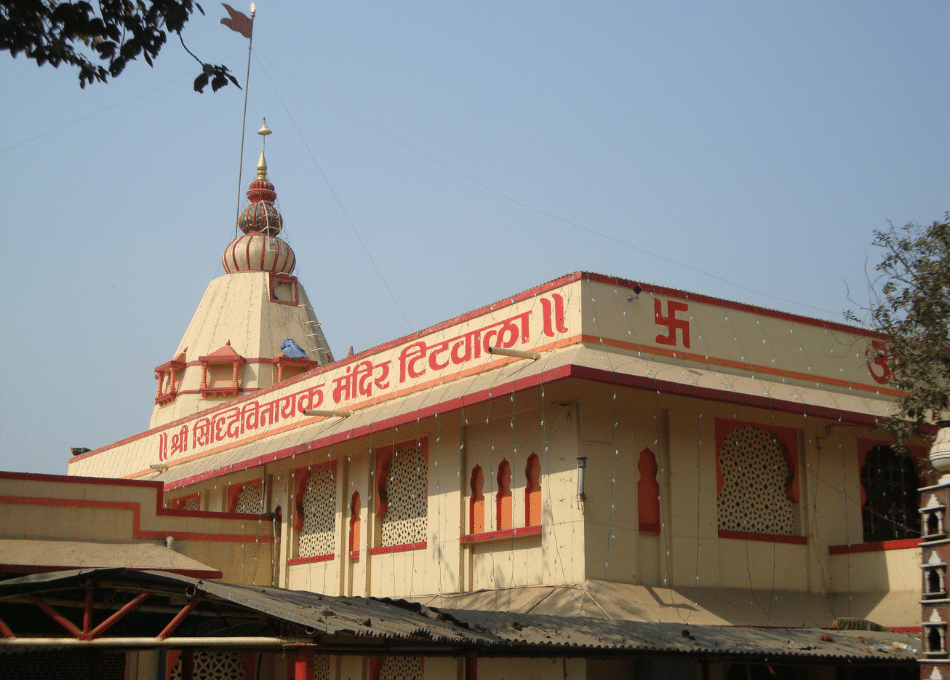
top-left (0, 125), bottom-right (926, 679)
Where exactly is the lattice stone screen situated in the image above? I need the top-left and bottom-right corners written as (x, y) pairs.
top-left (381, 445), bottom-right (427, 547)
top-left (377, 657), bottom-right (423, 680)
top-left (183, 496), bottom-right (199, 511)
top-left (717, 426), bottom-right (794, 535)
top-left (299, 466), bottom-right (336, 558)
top-left (314, 655), bottom-right (330, 680)
top-left (171, 651), bottom-right (247, 680)
top-left (235, 484), bottom-right (264, 514)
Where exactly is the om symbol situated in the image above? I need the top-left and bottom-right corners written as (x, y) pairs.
top-left (865, 339), bottom-right (891, 385)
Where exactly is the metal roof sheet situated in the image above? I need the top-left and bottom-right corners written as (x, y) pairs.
top-left (438, 608), bottom-right (919, 661)
top-left (0, 569), bottom-right (919, 663)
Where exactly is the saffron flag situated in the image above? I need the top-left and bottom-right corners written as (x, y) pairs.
top-left (221, 4), bottom-right (253, 39)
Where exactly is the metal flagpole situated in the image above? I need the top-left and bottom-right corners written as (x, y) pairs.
top-left (233, 5), bottom-right (257, 239)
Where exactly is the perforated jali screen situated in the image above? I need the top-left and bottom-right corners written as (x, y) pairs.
top-left (381, 445), bottom-right (427, 547)
top-left (299, 466), bottom-right (336, 558)
top-left (717, 426), bottom-right (793, 535)
top-left (377, 656), bottom-right (423, 680)
top-left (170, 651), bottom-right (247, 680)
top-left (235, 484), bottom-right (264, 514)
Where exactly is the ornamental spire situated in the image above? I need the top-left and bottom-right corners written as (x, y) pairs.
top-left (223, 119), bottom-right (295, 274)
top-left (257, 117), bottom-right (271, 180)
top-left (234, 118), bottom-right (283, 237)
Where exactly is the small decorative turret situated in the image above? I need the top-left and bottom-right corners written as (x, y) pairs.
top-left (222, 119), bottom-right (296, 274)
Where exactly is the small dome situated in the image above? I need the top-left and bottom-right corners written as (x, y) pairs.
top-left (222, 233), bottom-right (296, 274)
top-left (238, 201), bottom-right (283, 236)
top-left (246, 178), bottom-right (276, 203)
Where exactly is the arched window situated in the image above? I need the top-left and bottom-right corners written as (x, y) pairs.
top-left (470, 465), bottom-right (485, 534)
top-left (524, 454), bottom-right (541, 527)
top-left (376, 442), bottom-right (427, 548)
top-left (295, 465), bottom-right (335, 559)
top-left (859, 444), bottom-right (921, 542)
top-left (349, 491), bottom-right (361, 556)
top-left (228, 480), bottom-right (264, 514)
top-left (496, 459), bottom-right (512, 531)
top-left (171, 493), bottom-right (200, 511)
top-left (716, 423), bottom-right (796, 536)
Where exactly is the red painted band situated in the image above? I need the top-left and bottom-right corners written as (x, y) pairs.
top-left (460, 525), bottom-right (542, 543)
top-left (287, 553), bottom-right (334, 566)
top-left (828, 538), bottom-right (920, 555)
top-left (368, 541), bottom-right (426, 555)
top-left (718, 530), bottom-right (807, 545)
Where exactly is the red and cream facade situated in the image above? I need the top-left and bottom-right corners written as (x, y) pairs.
top-left (30, 131), bottom-right (924, 678)
top-left (66, 264), bottom-right (927, 675)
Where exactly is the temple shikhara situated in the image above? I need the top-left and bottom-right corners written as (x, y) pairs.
top-left (1, 124), bottom-right (936, 679)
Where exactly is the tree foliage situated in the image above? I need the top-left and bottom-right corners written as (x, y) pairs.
top-left (859, 213), bottom-right (950, 444)
top-left (0, 0), bottom-right (239, 92)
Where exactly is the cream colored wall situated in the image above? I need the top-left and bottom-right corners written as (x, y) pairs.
top-left (829, 548), bottom-right (922, 592)
top-left (280, 453), bottom-right (344, 595)
top-left (0, 475), bottom-right (274, 586)
top-left (566, 382), bottom-right (918, 603)
top-left (475, 657), bottom-right (587, 680)
top-left (363, 417), bottom-right (463, 599)
top-left (149, 272), bottom-right (330, 429)
top-left (460, 396), bottom-right (584, 591)
top-left (155, 374), bottom-right (917, 611)
top-left (162, 388), bottom-right (589, 599)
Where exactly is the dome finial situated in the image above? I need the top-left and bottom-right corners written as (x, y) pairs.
top-left (256, 117), bottom-right (271, 180)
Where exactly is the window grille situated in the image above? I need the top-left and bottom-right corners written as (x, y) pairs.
top-left (860, 445), bottom-right (920, 542)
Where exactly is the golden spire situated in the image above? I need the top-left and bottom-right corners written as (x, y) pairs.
top-left (256, 117), bottom-right (271, 179)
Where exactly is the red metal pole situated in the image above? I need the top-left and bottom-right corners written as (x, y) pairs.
top-left (83, 587), bottom-right (94, 635)
top-left (84, 591), bottom-right (151, 640)
top-left (294, 647), bottom-right (314, 680)
top-left (27, 595), bottom-right (82, 638)
top-left (157, 597), bottom-right (199, 640)
top-left (465, 652), bottom-right (477, 680)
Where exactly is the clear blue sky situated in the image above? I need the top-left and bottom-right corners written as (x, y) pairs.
top-left (1, 2), bottom-right (947, 475)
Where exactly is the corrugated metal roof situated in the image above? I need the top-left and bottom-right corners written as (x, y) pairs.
top-left (414, 581), bottom-right (920, 630)
top-left (0, 569), bottom-right (919, 663)
top-left (438, 608), bottom-right (919, 661)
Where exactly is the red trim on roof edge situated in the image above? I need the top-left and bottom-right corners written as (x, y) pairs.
top-left (1, 471), bottom-right (162, 489)
top-left (583, 273), bottom-right (883, 338)
top-left (72, 271), bottom-right (882, 465)
top-left (163, 363), bottom-right (888, 491)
